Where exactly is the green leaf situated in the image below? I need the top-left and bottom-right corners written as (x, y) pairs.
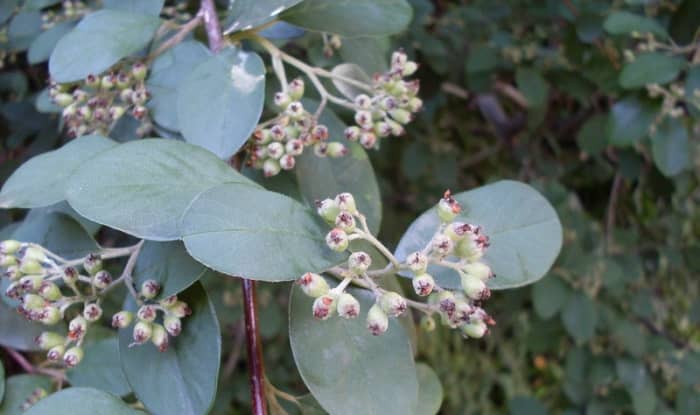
top-left (532, 276), bottom-right (571, 319)
top-left (289, 283), bottom-right (418, 415)
top-left (22, 0), bottom-right (62, 10)
top-left (0, 135), bottom-right (117, 209)
top-left (119, 282), bottom-right (220, 415)
top-left (103, 0), bottom-right (164, 16)
top-left (66, 338), bottom-right (131, 397)
top-left (416, 363), bottom-right (443, 415)
top-left (330, 63), bottom-right (372, 100)
top-left (607, 96), bottom-right (658, 146)
top-left (0, 375), bottom-right (53, 415)
top-left (147, 41), bottom-right (210, 131)
top-left (295, 102), bottom-right (382, 234)
top-left (177, 47), bottom-right (265, 159)
top-left (132, 241), bottom-right (207, 299)
top-left (181, 183), bottom-right (343, 281)
top-left (7, 11), bottom-right (43, 51)
top-left (516, 68), bottom-right (549, 108)
top-left (395, 181), bottom-right (563, 290)
top-left (24, 387), bottom-right (141, 415)
top-left (508, 396), bottom-right (548, 415)
top-left (282, 0), bottom-right (413, 37)
top-left (27, 20), bottom-right (76, 64)
top-left (0, 0), bottom-right (19, 25)
top-left (0, 360), bottom-right (4, 403)
top-left (0, 299), bottom-right (46, 350)
top-left (616, 359), bottom-right (657, 415)
top-left (561, 293), bottom-right (598, 343)
top-left (651, 118), bottom-right (690, 177)
top-left (576, 114), bottom-right (608, 155)
top-left (65, 139), bottom-right (254, 241)
top-left (49, 10), bottom-right (161, 83)
top-left (603, 11), bottom-right (668, 38)
top-left (224, 0), bottom-right (303, 34)
top-left (12, 212), bottom-right (98, 259)
top-left (339, 36), bottom-right (390, 75)
top-left (619, 53), bottom-right (685, 89)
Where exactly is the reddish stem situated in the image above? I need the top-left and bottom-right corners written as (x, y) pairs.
top-left (3, 346), bottom-right (35, 373)
top-left (199, 0), bottom-right (224, 53)
top-left (242, 279), bottom-right (268, 415)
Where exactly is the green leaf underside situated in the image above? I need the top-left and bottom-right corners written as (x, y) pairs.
top-left (66, 338), bottom-right (131, 397)
top-left (24, 387), bottom-right (141, 415)
top-left (395, 180), bottom-right (563, 290)
top-left (619, 53), bottom-right (685, 89)
top-left (415, 363), bottom-right (444, 415)
top-left (181, 182), bottom-right (344, 281)
top-left (28, 20), bottom-right (76, 64)
top-left (176, 47), bottom-right (265, 159)
top-left (607, 96), bottom-right (657, 146)
top-left (132, 241), bottom-right (207, 299)
top-left (289, 283), bottom-right (419, 415)
top-left (118, 282), bottom-right (220, 415)
top-left (0, 135), bottom-right (117, 209)
top-left (65, 139), bottom-right (255, 241)
top-left (224, 0), bottom-right (304, 34)
top-left (0, 375), bottom-right (53, 415)
top-left (651, 118), bottom-right (690, 177)
top-left (49, 10), bottom-right (161, 83)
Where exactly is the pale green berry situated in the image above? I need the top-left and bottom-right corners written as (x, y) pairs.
top-left (270, 124), bottom-right (286, 141)
top-left (389, 108), bottom-right (411, 124)
top-left (0, 240), bottom-right (22, 255)
top-left (312, 294), bottom-right (337, 320)
top-left (336, 293), bottom-right (360, 319)
top-left (461, 320), bottom-right (488, 338)
top-left (311, 125), bottom-right (329, 141)
top-left (22, 246), bottom-right (47, 262)
top-left (133, 321), bottom-right (153, 344)
top-left (327, 142), bottom-right (348, 158)
top-left (263, 159), bottom-right (281, 177)
top-left (253, 128), bottom-right (272, 145)
top-left (402, 61), bottom-right (418, 77)
top-left (449, 301), bottom-right (474, 326)
top-left (35, 332), bottom-right (65, 350)
top-left (285, 101), bottom-right (305, 119)
top-left (62, 266), bottom-right (79, 285)
top-left (379, 292), bottom-right (407, 317)
top-left (444, 222), bottom-right (471, 241)
top-left (316, 198), bottom-right (340, 223)
top-left (348, 251), bottom-right (371, 273)
top-left (313, 142), bottom-right (328, 157)
top-left (83, 303), bottom-right (103, 322)
top-left (109, 105), bottom-right (126, 120)
top-left (298, 272), bottom-right (330, 298)
top-left (391, 50), bottom-right (408, 69)
top-left (420, 315), bottom-right (436, 332)
top-left (359, 131), bottom-right (377, 149)
top-left (168, 301), bottom-right (191, 318)
top-left (344, 126), bottom-right (361, 141)
top-left (47, 345), bottom-right (65, 362)
top-left (160, 295), bottom-right (178, 307)
top-left (285, 139), bottom-right (304, 156)
top-left (354, 94), bottom-right (372, 109)
top-left (53, 93), bottom-right (73, 107)
top-left (274, 91), bottom-right (291, 109)
top-left (4, 281), bottom-right (21, 299)
top-left (100, 74), bottom-right (115, 89)
top-left (366, 304), bottom-right (389, 335)
top-left (407, 97), bottom-right (423, 112)
top-left (437, 291), bottom-right (456, 316)
top-left (334, 193), bottom-right (357, 214)
top-left (288, 78), bottom-right (305, 100)
top-left (354, 110), bottom-right (373, 129)
top-left (151, 323), bottom-right (169, 352)
top-left (132, 62), bottom-right (148, 81)
top-left (325, 228), bottom-right (349, 252)
top-left (267, 142), bottom-right (284, 159)
top-left (164, 315), bottom-right (182, 336)
top-left (20, 275), bottom-right (43, 292)
top-left (40, 306), bottom-right (62, 325)
top-left (430, 234), bottom-right (454, 258)
top-left (461, 273), bottom-right (490, 301)
top-left (63, 346), bottom-right (84, 367)
top-left (140, 279), bottom-right (160, 299)
top-left (406, 251), bottom-right (428, 273)
top-left (334, 211), bottom-right (356, 233)
top-left (19, 259), bottom-right (43, 275)
top-left (0, 254), bottom-right (17, 267)
top-left (137, 305), bottom-right (157, 322)
top-left (22, 294), bottom-right (45, 311)
top-left (462, 262), bottom-right (493, 281)
top-left (38, 281), bottom-right (62, 301)
top-left (455, 238), bottom-right (483, 261)
top-left (85, 74), bottom-right (99, 88)
top-left (83, 254), bottom-right (102, 275)
top-left (112, 311), bottom-right (134, 328)
top-left (68, 316), bottom-right (88, 340)
top-left (92, 270), bottom-right (113, 290)
top-left (437, 191), bottom-right (461, 223)
top-left (280, 154), bottom-right (296, 170)
top-left (412, 273), bottom-right (435, 296)
top-left (386, 119), bottom-right (405, 136)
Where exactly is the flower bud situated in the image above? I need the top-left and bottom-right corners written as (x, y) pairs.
top-left (20, 275), bottom-right (43, 292)
top-left (5, 282), bottom-right (21, 299)
top-left (132, 105), bottom-right (148, 120)
top-left (312, 294), bottom-right (337, 320)
top-left (461, 320), bottom-right (488, 338)
top-left (359, 131), bottom-right (377, 149)
top-left (379, 292), bottom-right (407, 317)
top-left (336, 293), bottom-right (360, 319)
top-left (313, 142), bottom-right (328, 157)
top-left (334, 211), bottom-right (356, 233)
top-left (316, 198), bottom-right (340, 223)
top-left (68, 316), bottom-right (88, 340)
top-left (354, 94), bottom-right (372, 109)
top-left (348, 251), bottom-right (371, 273)
top-left (54, 92), bottom-right (73, 107)
top-left (35, 332), bottom-right (65, 350)
top-left (461, 273), bottom-right (490, 301)
top-left (120, 88), bottom-right (134, 103)
top-left (140, 279), bottom-right (160, 299)
top-left (335, 193), bottom-right (357, 214)
top-left (267, 142), bottom-right (284, 159)
top-left (420, 315), bottom-right (436, 331)
top-left (270, 124), bottom-right (286, 141)
top-left (47, 345), bottom-right (65, 362)
top-left (132, 321), bottom-right (153, 344)
top-left (437, 190), bottom-right (461, 222)
top-left (132, 62), bottom-right (148, 81)
top-left (449, 301), bottom-right (474, 326)
top-left (0, 240), bottom-right (21, 255)
top-left (100, 74), bottom-right (115, 90)
top-left (164, 315), bottom-right (182, 337)
top-left (274, 91), bottom-right (291, 109)
top-left (437, 291), bottom-right (456, 316)
top-left (412, 273), bottom-right (435, 296)
top-left (0, 254), bottom-right (17, 267)
top-left (19, 259), bottom-right (43, 275)
top-left (445, 222), bottom-right (471, 241)
top-left (389, 108), bottom-right (412, 125)
top-left (62, 266), bottom-right (79, 285)
top-left (298, 272), bottom-right (330, 298)
top-left (83, 303), bottom-right (103, 322)
top-left (85, 74), bottom-right (99, 88)
top-left (168, 301), bottom-right (192, 318)
top-left (430, 234), bottom-right (454, 258)
top-left (151, 323), bottom-right (169, 352)
top-left (160, 295), bottom-right (178, 307)
top-left (40, 306), bottom-right (62, 325)
top-left (407, 97), bottom-right (423, 112)
top-left (263, 159), bottom-right (281, 177)
top-left (109, 105), bottom-right (126, 120)
top-left (137, 304), bottom-right (157, 322)
top-left (64, 346), bottom-right (84, 367)
top-left (455, 238), bottom-right (485, 261)
top-left (22, 294), bottom-right (45, 311)
top-left (112, 311), bottom-right (134, 328)
top-left (406, 251), bottom-right (428, 273)
top-left (327, 142), bottom-right (348, 158)
top-left (354, 110), bottom-right (373, 129)
top-left (462, 262), bottom-right (493, 281)
top-left (311, 125), bottom-right (329, 141)
top-left (402, 61), bottom-right (418, 77)
top-left (374, 121), bottom-right (392, 138)
top-left (386, 119), bottom-right (405, 136)
top-left (288, 78), bottom-right (305, 100)
top-left (325, 228), bottom-right (349, 252)
top-left (391, 50), bottom-right (408, 70)
top-left (366, 304), bottom-right (389, 335)
top-left (285, 139), bottom-right (304, 156)
top-left (116, 72), bottom-right (131, 88)
top-left (344, 126), bottom-right (361, 141)
top-left (280, 154), bottom-right (296, 170)
top-left (92, 270), bottom-right (112, 290)
top-left (37, 281), bottom-right (62, 301)
top-left (83, 254), bottom-right (102, 275)
top-left (285, 101), bottom-right (305, 119)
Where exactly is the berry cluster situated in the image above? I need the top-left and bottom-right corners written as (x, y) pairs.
top-left (50, 61), bottom-right (152, 138)
top-left (248, 78), bottom-right (348, 177)
top-left (41, 1), bottom-right (90, 30)
top-left (343, 50), bottom-right (422, 150)
top-left (111, 287), bottom-right (191, 352)
top-left (297, 191), bottom-right (496, 339)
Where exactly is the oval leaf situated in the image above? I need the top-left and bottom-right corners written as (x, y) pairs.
top-left (561, 293), bottom-right (598, 344)
top-left (651, 118), bottom-right (690, 177)
top-left (619, 53), bottom-right (685, 89)
top-left (27, 20), bottom-right (76, 64)
top-left (330, 63), bottom-right (372, 100)
top-left (606, 96), bottom-right (658, 147)
top-left (416, 363), bottom-right (443, 415)
top-left (224, 0), bottom-right (303, 34)
top-left (0, 375), bottom-right (53, 415)
top-left (395, 181), bottom-right (563, 290)
top-left (49, 10), bottom-right (161, 82)
top-left (181, 183), bottom-right (343, 281)
top-left (24, 387), bottom-right (140, 415)
top-left (119, 282), bottom-right (220, 415)
top-left (603, 11), bottom-right (668, 38)
top-left (0, 135), bottom-right (116, 209)
top-left (65, 139), bottom-right (255, 241)
top-left (532, 276), bottom-right (571, 319)
top-left (177, 47), bottom-right (265, 159)
top-left (66, 337), bottom-right (131, 397)
top-left (132, 241), bottom-right (207, 299)
top-left (289, 283), bottom-right (418, 415)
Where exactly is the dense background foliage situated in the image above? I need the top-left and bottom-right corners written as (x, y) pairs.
top-left (0, 0), bottom-right (699, 414)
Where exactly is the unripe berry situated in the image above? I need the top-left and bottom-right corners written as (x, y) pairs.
top-left (285, 139), bottom-right (304, 156)
top-left (359, 131), bottom-right (377, 149)
top-left (327, 142), bottom-right (348, 158)
top-left (151, 324), bottom-right (169, 352)
top-left (407, 97), bottom-right (423, 112)
top-left (334, 211), bottom-right (356, 233)
top-left (47, 345), bottom-right (65, 362)
top-left (335, 193), bottom-right (357, 214)
top-left (420, 315), bottom-right (436, 331)
top-left (116, 72), bottom-right (131, 88)
top-left (5, 281), bottom-right (21, 299)
top-left (406, 251), bottom-right (428, 273)
top-left (263, 159), bottom-right (281, 177)
top-left (160, 295), bottom-right (178, 307)
top-left (140, 280), bottom-right (160, 299)
top-left (85, 74), bottom-right (99, 88)
top-left (274, 91), bottom-right (291, 109)
top-left (462, 262), bottom-right (493, 281)
top-left (132, 62), bottom-right (148, 81)
top-left (109, 105), bottom-right (126, 120)
top-left (288, 78), bottom-right (305, 100)
top-left (133, 321), bottom-right (152, 344)
top-left (137, 304), bottom-right (157, 322)
top-left (92, 270), bottom-right (112, 290)
top-left (450, 301), bottom-right (474, 326)
top-left (311, 125), bottom-right (329, 141)
top-left (437, 291), bottom-right (456, 316)
top-left (253, 128), bottom-right (272, 145)
top-left (62, 266), bottom-right (79, 285)
top-left (312, 294), bottom-right (337, 320)
top-left (412, 273), bottom-right (435, 296)
top-left (270, 124), bottom-right (286, 141)
top-left (68, 316), bottom-right (88, 340)
top-left (100, 74), bottom-right (115, 90)
top-left (354, 94), bottom-right (372, 109)
top-left (120, 88), bottom-right (134, 103)
top-left (316, 198), bottom-right (340, 223)
top-left (35, 332), bottom-right (65, 350)
top-left (313, 142), bottom-right (328, 157)
top-left (437, 191), bottom-right (461, 222)
top-left (168, 301), bottom-right (192, 318)
top-left (63, 346), bottom-right (84, 367)
top-left (386, 119), bottom-right (405, 136)
top-left (366, 304), bottom-right (389, 336)
top-left (21, 246), bottom-right (46, 262)
top-left (285, 125), bottom-right (300, 140)
top-left (348, 251), bottom-right (371, 273)
top-left (402, 61), bottom-right (418, 77)
top-left (344, 126), bottom-right (361, 141)
top-left (461, 320), bottom-right (488, 338)
top-left (83, 254), bottom-right (102, 275)
top-left (280, 154), bottom-right (296, 170)
top-left (267, 142), bottom-right (284, 159)
top-left (379, 291), bottom-right (407, 317)
top-left (285, 101), bottom-right (305, 119)
top-left (389, 108), bottom-right (412, 124)
top-left (336, 293), bottom-right (360, 319)
top-left (455, 238), bottom-right (483, 262)
top-left (54, 93), bottom-right (74, 107)
top-left (354, 110), bottom-right (373, 129)
top-left (112, 311), bottom-right (134, 328)
top-left (83, 303), bottom-right (103, 322)
top-left (445, 222), bottom-right (471, 241)
top-left (22, 294), bottom-right (45, 311)
top-left (132, 105), bottom-right (148, 120)
top-left (430, 234), bottom-right (454, 258)
top-left (0, 240), bottom-right (21, 255)
top-left (37, 281), bottom-right (61, 301)
top-left (20, 275), bottom-right (43, 292)
top-left (40, 306), bottom-right (62, 325)
top-left (297, 272), bottom-right (330, 298)
top-left (391, 50), bottom-right (408, 70)
top-left (374, 121), bottom-right (392, 138)
top-left (164, 315), bottom-right (182, 337)
top-left (325, 228), bottom-right (349, 252)
top-left (19, 259), bottom-right (43, 275)
top-left (0, 254), bottom-right (17, 267)
top-left (461, 273), bottom-right (490, 301)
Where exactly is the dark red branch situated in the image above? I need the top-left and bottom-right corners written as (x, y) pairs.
top-left (199, 0), bottom-right (224, 53)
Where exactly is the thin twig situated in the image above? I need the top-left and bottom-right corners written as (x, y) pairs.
top-left (222, 320), bottom-right (246, 378)
top-left (605, 173), bottom-right (623, 252)
top-left (149, 14), bottom-right (204, 61)
top-left (200, 0), bottom-right (224, 53)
